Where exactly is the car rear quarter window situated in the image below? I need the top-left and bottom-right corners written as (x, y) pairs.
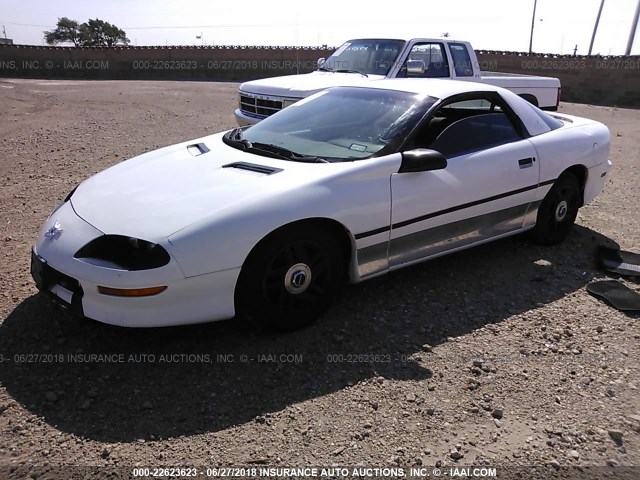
top-left (532, 105), bottom-right (564, 130)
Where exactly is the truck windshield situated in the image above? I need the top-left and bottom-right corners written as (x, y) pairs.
top-left (225, 87), bottom-right (436, 162)
top-left (319, 39), bottom-right (406, 76)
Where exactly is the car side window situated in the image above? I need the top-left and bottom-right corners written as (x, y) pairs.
top-left (410, 97), bottom-right (521, 157)
top-left (449, 43), bottom-right (474, 77)
top-left (404, 43), bottom-right (450, 78)
top-left (430, 113), bottom-right (521, 157)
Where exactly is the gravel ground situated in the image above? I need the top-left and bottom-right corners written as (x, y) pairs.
top-left (0, 78), bottom-right (638, 478)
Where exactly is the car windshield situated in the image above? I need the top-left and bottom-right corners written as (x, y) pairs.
top-left (319, 39), bottom-right (406, 76)
top-left (225, 87), bottom-right (436, 162)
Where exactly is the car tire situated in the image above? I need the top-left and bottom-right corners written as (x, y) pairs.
top-left (530, 172), bottom-right (581, 245)
top-left (235, 225), bottom-right (345, 331)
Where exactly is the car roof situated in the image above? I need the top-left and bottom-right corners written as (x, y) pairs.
top-left (332, 79), bottom-right (554, 137)
top-left (342, 78), bottom-right (504, 100)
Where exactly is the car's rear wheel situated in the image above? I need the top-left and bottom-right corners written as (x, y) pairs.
top-left (530, 172), bottom-right (581, 245)
top-left (235, 225), bottom-right (345, 331)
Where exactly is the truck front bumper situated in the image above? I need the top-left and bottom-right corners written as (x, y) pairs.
top-left (234, 109), bottom-right (264, 127)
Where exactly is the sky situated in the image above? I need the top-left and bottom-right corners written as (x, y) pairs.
top-left (1, 0), bottom-right (639, 55)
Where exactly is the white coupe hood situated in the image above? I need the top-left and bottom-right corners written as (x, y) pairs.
top-left (70, 133), bottom-right (313, 241)
top-left (239, 71), bottom-right (384, 98)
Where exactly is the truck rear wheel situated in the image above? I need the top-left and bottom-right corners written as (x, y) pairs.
top-left (519, 93), bottom-right (539, 107)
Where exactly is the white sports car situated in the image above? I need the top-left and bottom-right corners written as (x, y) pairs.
top-left (31, 79), bottom-right (611, 329)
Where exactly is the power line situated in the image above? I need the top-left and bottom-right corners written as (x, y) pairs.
top-left (5, 22), bottom-right (54, 28)
top-left (124, 24), bottom-right (296, 30)
top-left (5, 21), bottom-right (284, 29)
top-left (6, 19), bottom-right (454, 30)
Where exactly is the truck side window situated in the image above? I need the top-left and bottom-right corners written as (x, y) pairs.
top-left (405, 43), bottom-right (449, 78)
top-left (449, 43), bottom-right (474, 77)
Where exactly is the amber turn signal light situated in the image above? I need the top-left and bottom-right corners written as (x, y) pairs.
top-left (97, 285), bottom-right (167, 297)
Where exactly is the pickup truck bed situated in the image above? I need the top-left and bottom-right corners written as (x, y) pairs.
top-left (479, 71), bottom-right (560, 108)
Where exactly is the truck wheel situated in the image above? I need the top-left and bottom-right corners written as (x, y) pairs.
top-left (519, 94), bottom-right (539, 107)
top-left (529, 172), bottom-right (581, 245)
top-left (235, 225), bottom-right (344, 331)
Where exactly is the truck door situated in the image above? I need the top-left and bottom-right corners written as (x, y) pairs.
top-left (397, 42), bottom-right (451, 78)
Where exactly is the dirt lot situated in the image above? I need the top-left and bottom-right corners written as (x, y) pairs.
top-left (0, 78), bottom-right (638, 479)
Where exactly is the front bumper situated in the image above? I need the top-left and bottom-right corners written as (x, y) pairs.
top-left (32, 202), bottom-right (239, 328)
top-left (31, 248), bottom-right (84, 316)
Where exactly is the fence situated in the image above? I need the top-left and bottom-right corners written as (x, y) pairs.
top-left (0, 44), bottom-right (638, 107)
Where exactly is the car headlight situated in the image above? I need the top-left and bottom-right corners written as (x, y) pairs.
top-left (74, 235), bottom-right (171, 271)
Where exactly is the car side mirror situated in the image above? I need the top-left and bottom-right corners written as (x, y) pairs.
top-left (406, 60), bottom-right (425, 76)
top-left (317, 57), bottom-right (326, 68)
top-left (399, 149), bottom-right (447, 173)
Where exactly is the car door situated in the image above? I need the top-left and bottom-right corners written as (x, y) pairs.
top-left (389, 92), bottom-right (539, 268)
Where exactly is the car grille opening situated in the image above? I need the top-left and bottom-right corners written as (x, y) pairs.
top-left (51, 266), bottom-right (82, 295)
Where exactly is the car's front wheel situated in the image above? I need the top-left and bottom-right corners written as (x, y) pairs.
top-left (530, 172), bottom-right (581, 245)
top-left (235, 225), bottom-right (345, 330)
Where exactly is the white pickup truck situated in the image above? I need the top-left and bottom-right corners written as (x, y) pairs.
top-left (235, 37), bottom-right (561, 126)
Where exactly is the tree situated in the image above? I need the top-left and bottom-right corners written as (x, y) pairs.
top-left (44, 17), bottom-right (82, 46)
top-left (44, 17), bottom-right (130, 47)
top-left (79, 19), bottom-right (130, 47)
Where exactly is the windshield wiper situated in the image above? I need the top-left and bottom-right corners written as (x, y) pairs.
top-left (318, 66), bottom-right (334, 72)
top-left (334, 69), bottom-right (368, 77)
top-left (228, 126), bottom-right (249, 141)
top-left (224, 130), bottom-right (328, 163)
top-left (250, 142), bottom-right (329, 163)
top-left (224, 127), bottom-right (255, 149)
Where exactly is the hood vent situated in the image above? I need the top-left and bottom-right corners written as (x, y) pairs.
top-left (187, 143), bottom-right (210, 156)
top-left (222, 162), bottom-right (283, 176)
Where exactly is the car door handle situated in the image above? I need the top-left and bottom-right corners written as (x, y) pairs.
top-left (518, 157), bottom-right (535, 168)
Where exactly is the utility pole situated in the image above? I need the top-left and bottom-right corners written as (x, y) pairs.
top-left (626, 0), bottom-right (640, 55)
top-left (588, 0), bottom-right (606, 55)
top-left (529, 0), bottom-right (538, 54)
top-left (2, 25), bottom-right (6, 39)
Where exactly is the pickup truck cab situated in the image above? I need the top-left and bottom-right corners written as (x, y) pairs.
top-left (235, 38), bottom-right (561, 126)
